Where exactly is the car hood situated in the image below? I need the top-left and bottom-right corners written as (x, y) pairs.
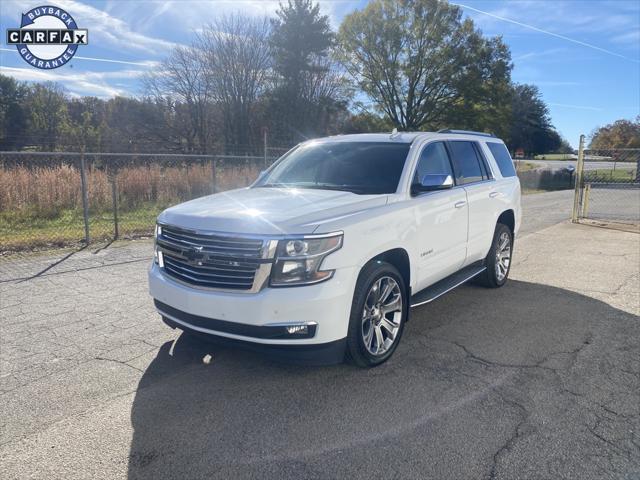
top-left (157, 187), bottom-right (389, 235)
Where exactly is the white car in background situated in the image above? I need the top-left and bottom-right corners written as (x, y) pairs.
top-left (149, 130), bottom-right (522, 367)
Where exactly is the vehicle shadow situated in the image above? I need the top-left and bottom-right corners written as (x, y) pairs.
top-left (126, 280), bottom-right (639, 480)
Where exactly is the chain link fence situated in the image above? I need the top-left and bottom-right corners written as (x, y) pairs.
top-left (572, 141), bottom-right (640, 227)
top-left (0, 151), bottom-right (285, 280)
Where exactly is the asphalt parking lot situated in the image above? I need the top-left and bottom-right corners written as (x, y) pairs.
top-left (1, 191), bottom-right (639, 479)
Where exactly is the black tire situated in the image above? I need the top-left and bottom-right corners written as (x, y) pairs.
top-left (476, 223), bottom-right (513, 288)
top-left (346, 261), bottom-right (408, 368)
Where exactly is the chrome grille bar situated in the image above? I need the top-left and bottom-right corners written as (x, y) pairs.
top-left (157, 224), bottom-right (274, 292)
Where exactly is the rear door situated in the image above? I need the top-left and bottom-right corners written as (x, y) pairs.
top-left (410, 141), bottom-right (468, 291)
top-left (447, 140), bottom-right (497, 265)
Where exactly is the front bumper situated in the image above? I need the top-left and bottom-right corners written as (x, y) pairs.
top-left (148, 263), bottom-right (356, 347)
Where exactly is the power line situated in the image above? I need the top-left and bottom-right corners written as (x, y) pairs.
top-left (452, 2), bottom-right (640, 64)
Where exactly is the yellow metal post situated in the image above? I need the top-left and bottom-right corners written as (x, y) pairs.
top-left (582, 183), bottom-right (591, 218)
top-left (572, 135), bottom-right (585, 223)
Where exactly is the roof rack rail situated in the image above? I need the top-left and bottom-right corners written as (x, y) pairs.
top-left (437, 129), bottom-right (496, 138)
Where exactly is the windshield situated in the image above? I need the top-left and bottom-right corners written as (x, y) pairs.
top-left (254, 141), bottom-right (412, 194)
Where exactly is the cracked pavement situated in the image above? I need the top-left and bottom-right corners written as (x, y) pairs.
top-left (1, 196), bottom-right (639, 479)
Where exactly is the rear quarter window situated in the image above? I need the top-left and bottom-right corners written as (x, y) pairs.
top-left (487, 142), bottom-right (517, 178)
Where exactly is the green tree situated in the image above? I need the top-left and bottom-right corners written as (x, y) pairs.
top-left (337, 0), bottom-right (512, 131)
top-left (509, 84), bottom-right (560, 155)
top-left (25, 82), bottom-right (69, 151)
top-left (0, 74), bottom-right (29, 150)
top-left (270, 0), bottom-right (348, 142)
top-left (271, 0), bottom-right (333, 86)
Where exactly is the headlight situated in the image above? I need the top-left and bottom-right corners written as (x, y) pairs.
top-left (270, 233), bottom-right (343, 286)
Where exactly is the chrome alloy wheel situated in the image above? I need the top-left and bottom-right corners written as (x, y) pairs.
top-left (495, 231), bottom-right (511, 282)
top-left (361, 276), bottom-right (403, 356)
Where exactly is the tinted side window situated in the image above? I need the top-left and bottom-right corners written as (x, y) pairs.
top-left (448, 141), bottom-right (485, 185)
top-left (414, 142), bottom-right (453, 182)
top-left (487, 142), bottom-right (517, 177)
top-left (473, 143), bottom-right (493, 179)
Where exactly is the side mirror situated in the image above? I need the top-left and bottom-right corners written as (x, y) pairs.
top-left (412, 174), bottom-right (454, 195)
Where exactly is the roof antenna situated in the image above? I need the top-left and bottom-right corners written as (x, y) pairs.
top-left (390, 127), bottom-right (399, 139)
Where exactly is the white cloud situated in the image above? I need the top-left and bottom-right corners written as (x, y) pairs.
top-left (528, 81), bottom-right (582, 87)
top-left (104, 0), bottom-right (353, 32)
top-left (611, 30), bottom-right (640, 47)
top-left (0, 65), bottom-right (146, 97)
top-left (548, 102), bottom-right (603, 112)
top-left (0, 47), bottom-right (159, 67)
top-left (0, 0), bottom-right (179, 54)
top-left (512, 48), bottom-right (567, 62)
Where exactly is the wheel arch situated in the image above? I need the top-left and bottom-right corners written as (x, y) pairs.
top-left (367, 248), bottom-right (411, 291)
top-left (497, 209), bottom-right (515, 236)
top-left (360, 248), bottom-right (412, 321)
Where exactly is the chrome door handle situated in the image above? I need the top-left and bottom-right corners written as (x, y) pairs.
top-left (454, 201), bottom-right (467, 209)
top-left (489, 191), bottom-right (500, 198)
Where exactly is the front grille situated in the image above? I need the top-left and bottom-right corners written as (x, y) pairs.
top-left (157, 224), bottom-right (267, 291)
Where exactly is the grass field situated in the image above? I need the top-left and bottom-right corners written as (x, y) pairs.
top-left (533, 153), bottom-right (576, 160)
top-left (0, 204), bottom-right (163, 252)
top-left (514, 161), bottom-right (539, 172)
top-left (0, 161), bottom-right (263, 253)
top-left (584, 168), bottom-right (637, 181)
top-left (1, 161), bottom-right (635, 254)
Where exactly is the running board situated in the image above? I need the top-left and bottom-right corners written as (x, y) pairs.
top-left (410, 262), bottom-right (486, 308)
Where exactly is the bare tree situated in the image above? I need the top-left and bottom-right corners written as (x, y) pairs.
top-left (197, 15), bottom-right (271, 152)
top-left (144, 46), bottom-right (213, 153)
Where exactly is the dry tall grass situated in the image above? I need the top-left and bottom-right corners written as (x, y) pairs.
top-left (0, 161), bottom-right (263, 217)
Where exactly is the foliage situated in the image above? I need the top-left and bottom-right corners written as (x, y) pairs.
top-left (0, 75), bottom-right (29, 150)
top-left (0, 0), bottom-right (571, 156)
top-left (508, 84), bottom-right (562, 155)
top-left (269, 0), bottom-right (350, 143)
top-left (337, 0), bottom-right (512, 132)
top-left (589, 116), bottom-right (640, 149)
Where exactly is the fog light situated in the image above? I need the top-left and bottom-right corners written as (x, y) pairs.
top-left (286, 325), bottom-right (309, 335)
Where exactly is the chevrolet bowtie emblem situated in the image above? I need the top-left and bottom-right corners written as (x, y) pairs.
top-left (184, 246), bottom-right (205, 263)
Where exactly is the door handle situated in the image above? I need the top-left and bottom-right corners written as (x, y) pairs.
top-left (454, 201), bottom-right (467, 209)
top-left (489, 191), bottom-right (500, 198)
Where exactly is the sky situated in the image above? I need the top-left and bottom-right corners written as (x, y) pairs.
top-left (0, 0), bottom-right (639, 147)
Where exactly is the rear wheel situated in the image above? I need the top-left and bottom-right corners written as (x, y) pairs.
top-left (477, 223), bottom-right (513, 288)
top-left (346, 261), bottom-right (408, 367)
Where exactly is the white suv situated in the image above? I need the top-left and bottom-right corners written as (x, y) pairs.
top-left (149, 130), bottom-right (521, 367)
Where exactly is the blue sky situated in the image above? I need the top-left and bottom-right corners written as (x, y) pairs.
top-left (1, 0), bottom-right (638, 147)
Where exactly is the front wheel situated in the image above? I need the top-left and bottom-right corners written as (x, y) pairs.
top-left (477, 223), bottom-right (513, 288)
top-left (346, 261), bottom-right (408, 367)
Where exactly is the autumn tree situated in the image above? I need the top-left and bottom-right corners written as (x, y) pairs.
top-left (589, 117), bottom-right (640, 149)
